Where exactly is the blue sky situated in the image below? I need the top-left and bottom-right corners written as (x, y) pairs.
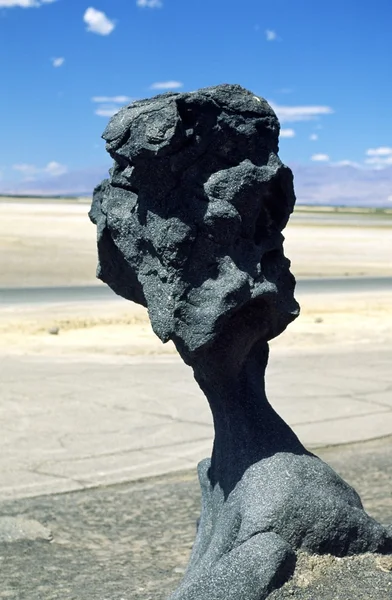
top-left (1, 0), bottom-right (391, 203)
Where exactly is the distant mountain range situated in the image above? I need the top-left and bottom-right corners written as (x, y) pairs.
top-left (0, 167), bottom-right (108, 198)
top-left (292, 164), bottom-right (392, 208)
top-left (1, 164), bottom-right (391, 208)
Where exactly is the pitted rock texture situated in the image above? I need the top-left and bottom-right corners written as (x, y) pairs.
top-left (89, 84), bottom-right (299, 358)
top-left (90, 84), bottom-right (392, 600)
top-left (169, 341), bottom-right (392, 600)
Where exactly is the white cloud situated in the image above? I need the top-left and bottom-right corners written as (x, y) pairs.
top-left (51, 57), bottom-right (65, 68)
top-left (83, 7), bottom-right (115, 36)
top-left (45, 161), bottom-right (68, 176)
top-left (150, 80), bottom-right (183, 90)
top-left (363, 147), bottom-right (392, 168)
top-left (137, 0), bottom-right (162, 7)
top-left (311, 154), bottom-right (330, 162)
top-left (365, 156), bottom-right (392, 167)
top-left (280, 128), bottom-right (295, 138)
top-left (0, 0), bottom-right (55, 6)
top-left (95, 106), bottom-right (119, 117)
top-left (366, 147), bottom-right (392, 156)
top-left (92, 96), bottom-right (131, 103)
top-left (12, 161), bottom-right (67, 178)
top-left (265, 29), bottom-right (277, 41)
top-left (0, 0), bottom-right (35, 5)
top-left (92, 96), bottom-right (132, 117)
top-left (270, 102), bottom-right (334, 123)
top-left (388, 196), bottom-right (392, 203)
top-left (309, 133), bottom-right (318, 141)
top-left (333, 160), bottom-right (361, 168)
top-left (12, 164), bottom-right (38, 176)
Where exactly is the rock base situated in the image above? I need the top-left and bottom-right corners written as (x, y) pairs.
top-left (270, 552), bottom-right (392, 599)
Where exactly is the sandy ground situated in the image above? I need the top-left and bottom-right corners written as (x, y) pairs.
top-left (1, 292), bottom-right (391, 357)
top-left (0, 200), bottom-right (96, 288)
top-left (0, 200), bottom-right (392, 287)
top-left (0, 198), bottom-right (391, 356)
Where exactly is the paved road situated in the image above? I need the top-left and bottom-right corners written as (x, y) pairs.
top-left (1, 276), bottom-right (392, 305)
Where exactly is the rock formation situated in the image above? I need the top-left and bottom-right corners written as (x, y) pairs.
top-left (90, 84), bottom-right (392, 599)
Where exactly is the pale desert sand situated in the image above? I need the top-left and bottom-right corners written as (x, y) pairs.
top-left (1, 292), bottom-right (391, 357)
top-left (0, 200), bottom-right (391, 286)
top-left (0, 198), bottom-right (391, 356)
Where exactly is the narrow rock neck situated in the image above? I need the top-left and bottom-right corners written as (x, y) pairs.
top-left (190, 340), bottom-right (307, 495)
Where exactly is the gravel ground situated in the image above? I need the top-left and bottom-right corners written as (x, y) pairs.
top-left (0, 436), bottom-right (391, 599)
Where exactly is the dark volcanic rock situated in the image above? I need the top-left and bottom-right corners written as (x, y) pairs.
top-left (90, 84), bottom-right (392, 600)
top-left (89, 84), bottom-right (299, 358)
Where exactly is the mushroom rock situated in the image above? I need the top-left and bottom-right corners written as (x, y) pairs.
top-left (90, 84), bottom-right (392, 600)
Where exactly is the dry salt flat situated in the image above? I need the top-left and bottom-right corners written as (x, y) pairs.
top-left (0, 199), bottom-right (391, 500)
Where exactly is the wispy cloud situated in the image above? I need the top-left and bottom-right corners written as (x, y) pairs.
top-left (92, 96), bottom-right (133, 118)
top-left (92, 96), bottom-right (132, 103)
top-left (0, 0), bottom-right (56, 6)
top-left (150, 80), bottom-right (183, 90)
top-left (271, 102), bottom-right (334, 123)
top-left (309, 133), bottom-right (318, 141)
top-left (365, 147), bottom-right (392, 168)
top-left (44, 161), bottom-right (68, 176)
top-left (95, 107), bottom-right (120, 117)
top-left (365, 156), bottom-right (392, 167)
top-left (311, 154), bottom-right (330, 162)
top-left (137, 0), bottom-right (162, 8)
top-left (83, 7), bottom-right (115, 36)
top-left (51, 57), bottom-right (65, 68)
top-left (333, 160), bottom-right (361, 168)
top-left (366, 147), bottom-right (392, 156)
top-left (13, 164), bottom-right (40, 178)
top-left (265, 29), bottom-right (278, 41)
top-left (12, 161), bottom-right (68, 179)
top-left (280, 128), bottom-right (295, 138)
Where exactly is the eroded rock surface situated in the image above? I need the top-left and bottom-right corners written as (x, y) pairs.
top-left (90, 84), bottom-right (392, 599)
top-left (89, 84), bottom-right (299, 359)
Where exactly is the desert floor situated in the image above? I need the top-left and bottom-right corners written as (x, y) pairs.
top-left (0, 198), bottom-right (391, 356)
